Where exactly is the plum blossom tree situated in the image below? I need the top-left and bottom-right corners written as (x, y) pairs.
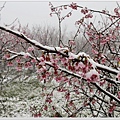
top-left (0, 2), bottom-right (120, 117)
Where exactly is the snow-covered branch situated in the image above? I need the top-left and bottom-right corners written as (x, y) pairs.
top-left (88, 58), bottom-right (119, 75)
top-left (6, 49), bottom-right (120, 104)
top-left (92, 83), bottom-right (120, 104)
top-left (0, 25), bottom-right (119, 76)
top-left (6, 49), bottom-right (34, 60)
top-left (0, 26), bottom-right (68, 57)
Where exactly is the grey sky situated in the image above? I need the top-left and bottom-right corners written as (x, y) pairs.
top-left (0, 1), bottom-right (119, 32)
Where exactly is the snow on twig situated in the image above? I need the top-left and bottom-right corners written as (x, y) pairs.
top-left (69, 51), bottom-right (119, 75)
top-left (6, 49), bottom-right (34, 60)
top-left (88, 57), bottom-right (119, 75)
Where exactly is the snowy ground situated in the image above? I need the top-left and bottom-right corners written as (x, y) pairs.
top-left (0, 76), bottom-right (69, 117)
top-left (1, 75), bottom-right (119, 117)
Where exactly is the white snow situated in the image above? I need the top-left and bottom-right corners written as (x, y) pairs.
top-left (88, 57), bottom-right (119, 75)
top-left (85, 69), bottom-right (100, 80)
top-left (7, 55), bottom-right (18, 60)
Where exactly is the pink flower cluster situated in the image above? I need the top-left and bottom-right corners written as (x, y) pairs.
top-left (69, 2), bottom-right (77, 10)
top-left (7, 61), bottom-right (13, 67)
top-left (108, 103), bottom-right (116, 113)
top-left (81, 7), bottom-right (88, 14)
top-left (3, 54), bottom-right (10, 59)
top-left (85, 69), bottom-right (100, 83)
top-left (114, 8), bottom-right (120, 16)
top-left (85, 13), bottom-right (93, 18)
top-left (25, 62), bottom-right (32, 68)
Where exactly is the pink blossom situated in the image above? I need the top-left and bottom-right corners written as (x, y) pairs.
top-left (46, 97), bottom-right (52, 104)
top-left (33, 112), bottom-right (42, 117)
top-left (45, 55), bottom-right (50, 61)
top-left (55, 76), bottom-right (63, 82)
top-left (52, 106), bottom-right (56, 111)
top-left (50, 13), bottom-right (52, 17)
top-left (52, 62), bottom-right (58, 70)
top-left (63, 77), bottom-right (69, 82)
top-left (106, 36), bottom-right (110, 41)
top-left (100, 37), bottom-right (110, 45)
top-left (71, 78), bottom-right (78, 82)
top-left (61, 57), bottom-right (68, 66)
top-left (42, 74), bottom-right (46, 79)
top-left (51, 58), bottom-right (59, 69)
top-left (85, 13), bottom-right (93, 18)
top-left (7, 61), bottom-right (13, 67)
top-left (102, 9), bottom-right (109, 14)
top-left (79, 63), bottom-right (88, 74)
top-left (3, 54), bottom-right (10, 59)
top-left (46, 71), bottom-right (50, 78)
top-left (115, 57), bottom-right (120, 62)
top-left (69, 100), bottom-right (74, 106)
top-left (81, 9), bottom-right (85, 14)
top-left (40, 66), bottom-right (47, 72)
top-left (101, 57), bottom-right (106, 64)
top-left (86, 31), bottom-right (92, 36)
top-left (33, 114), bottom-right (38, 117)
top-left (69, 55), bottom-right (74, 60)
top-left (44, 105), bottom-right (48, 111)
top-left (90, 88), bottom-right (93, 93)
top-left (36, 69), bottom-right (41, 73)
top-left (37, 112), bottom-right (42, 117)
top-left (64, 5), bottom-right (67, 9)
top-left (31, 59), bottom-right (36, 63)
top-left (92, 49), bottom-right (98, 54)
top-left (116, 71), bottom-right (120, 80)
top-left (81, 7), bottom-right (88, 14)
top-left (78, 62), bottom-right (85, 69)
top-left (114, 8), bottom-right (119, 13)
top-left (54, 69), bottom-right (58, 75)
top-left (25, 62), bottom-right (32, 68)
top-left (75, 62), bottom-right (86, 71)
top-left (27, 46), bottom-right (34, 52)
top-left (75, 89), bottom-right (79, 94)
top-left (108, 105), bottom-right (116, 113)
top-left (68, 65), bottom-right (74, 71)
top-left (57, 88), bottom-right (67, 92)
top-left (16, 58), bottom-right (21, 63)
top-left (69, 2), bottom-right (77, 10)
top-left (87, 24), bottom-right (92, 29)
top-left (86, 69), bottom-right (100, 83)
top-left (65, 92), bottom-right (70, 101)
top-left (69, 40), bottom-right (75, 45)
top-left (39, 57), bottom-right (45, 66)
top-left (89, 37), bottom-right (94, 41)
top-left (100, 39), bottom-right (107, 45)
top-left (16, 66), bottom-right (22, 71)
top-left (39, 56), bottom-right (44, 61)
top-left (37, 66), bottom-right (46, 74)
top-left (118, 91), bottom-right (120, 99)
top-left (23, 54), bottom-right (29, 59)
top-left (100, 80), bottom-right (106, 86)
top-left (89, 14), bottom-right (93, 18)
